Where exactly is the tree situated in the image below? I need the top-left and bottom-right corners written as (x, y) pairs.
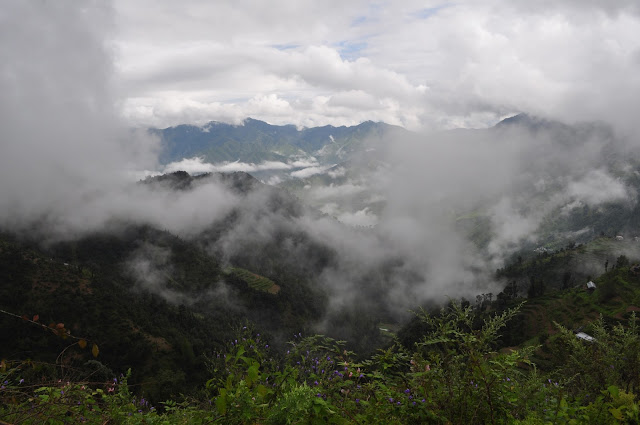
top-left (528, 277), bottom-right (545, 298)
top-left (617, 255), bottom-right (630, 269)
top-left (412, 301), bottom-right (535, 424)
top-left (552, 314), bottom-right (640, 399)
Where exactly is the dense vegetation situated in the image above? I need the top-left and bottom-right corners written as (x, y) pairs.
top-left (4, 296), bottom-right (640, 423)
top-left (4, 165), bottom-right (640, 422)
top-left (0, 227), bottom-right (327, 404)
top-left (4, 228), bottom-right (640, 423)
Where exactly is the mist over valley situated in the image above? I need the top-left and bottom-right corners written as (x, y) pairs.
top-left (3, 1), bottom-right (640, 419)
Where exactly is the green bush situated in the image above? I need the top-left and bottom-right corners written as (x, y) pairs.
top-left (5, 307), bottom-right (640, 424)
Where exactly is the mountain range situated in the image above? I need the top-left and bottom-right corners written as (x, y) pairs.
top-left (4, 113), bottom-right (640, 407)
top-left (153, 118), bottom-right (407, 166)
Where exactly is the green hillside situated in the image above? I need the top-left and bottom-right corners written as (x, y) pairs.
top-left (0, 224), bottom-right (326, 404)
top-left (5, 280), bottom-right (640, 423)
top-left (228, 267), bottom-right (280, 294)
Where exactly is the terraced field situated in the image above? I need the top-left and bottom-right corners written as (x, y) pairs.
top-left (228, 267), bottom-right (280, 294)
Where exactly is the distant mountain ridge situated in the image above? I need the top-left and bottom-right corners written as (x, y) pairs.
top-left (152, 118), bottom-right (407, 165)
top-left (153, 114), bottom-right (607, 168)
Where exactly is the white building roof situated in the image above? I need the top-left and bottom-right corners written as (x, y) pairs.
top-left (576, 332), bottom-right (595, 342)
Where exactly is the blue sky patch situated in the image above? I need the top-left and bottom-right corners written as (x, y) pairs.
top-left (412, 4), bottom-right (452, 20)
top-left (335, 40), bottom-right (368, 61)
top-left (271, 43), bottom-right (300, 51)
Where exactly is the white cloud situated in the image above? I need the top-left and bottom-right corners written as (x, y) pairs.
top-left (336, 207), bottom-right (378, 227)
top-left (319, 203), bottom-right (378, 227)
top-left (265, 175), bottom-right (283, 186)
top-left (290, 165), bottom-right (334, 178)
top-left (327, 167), bottom-right (347, 179)
top-left (163, 157), bottom-right (215, 174)
top-left (163, 157), bottom-right (301, 174)
top-left (111, 0), bottom-right (640, 135)
top-left (566, 169), bottom-right (633, 205)
top-left (305, 183), bottom-right (368, 201)
top-left (487, 197), bottom-right (542, 256)
top-left (289, 158), bottom-right (319, 168)
top-left (215, 160), bottom-right (292, 173)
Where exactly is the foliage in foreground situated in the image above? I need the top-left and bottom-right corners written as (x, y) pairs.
top-left (3, 304), bottom-right (640, 424)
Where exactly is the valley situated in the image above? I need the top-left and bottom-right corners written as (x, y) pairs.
top-left (4, 115), bottom-right (640, 423)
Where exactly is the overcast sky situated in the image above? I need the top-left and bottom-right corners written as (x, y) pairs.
top-left (111, 0), bottom-right (640, 132)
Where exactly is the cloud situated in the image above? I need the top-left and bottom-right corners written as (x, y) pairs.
top-left (336, 208), bottom-right (379, 227)
top-left (486, 197), bottom-right (543, 257)
top-left (327, 167), bottom-right (347, 179)
top-left (125, 242), bottom-right (191, 304)
top-left (0, 2), bottom-right (243, 240)
top-left (4, 0), bottom-right (640, 337)
top-left (290, 165), bottom-right (334, 179)
top-left (112, 0), bottom-right (640, 135)
top-left (305, 183), bottom-right (369, 201)
top-left (289, 158), bottom-right (320, 168)
top-left (163, 157), bottom-right (215, 174)
top-left (207, 160), bottom-right (292, 173)
top-left (565, 169), bottom-right (633, 205)
top-left (0, 1), bottom-right (154, 230)
top-left (327, 90), bottom-right (381, 111)
top-left (162, 157), bottom-right (321, 175)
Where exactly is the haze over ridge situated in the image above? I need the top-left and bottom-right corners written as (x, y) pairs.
top-left (2, 1), bottom-right (640, 318)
